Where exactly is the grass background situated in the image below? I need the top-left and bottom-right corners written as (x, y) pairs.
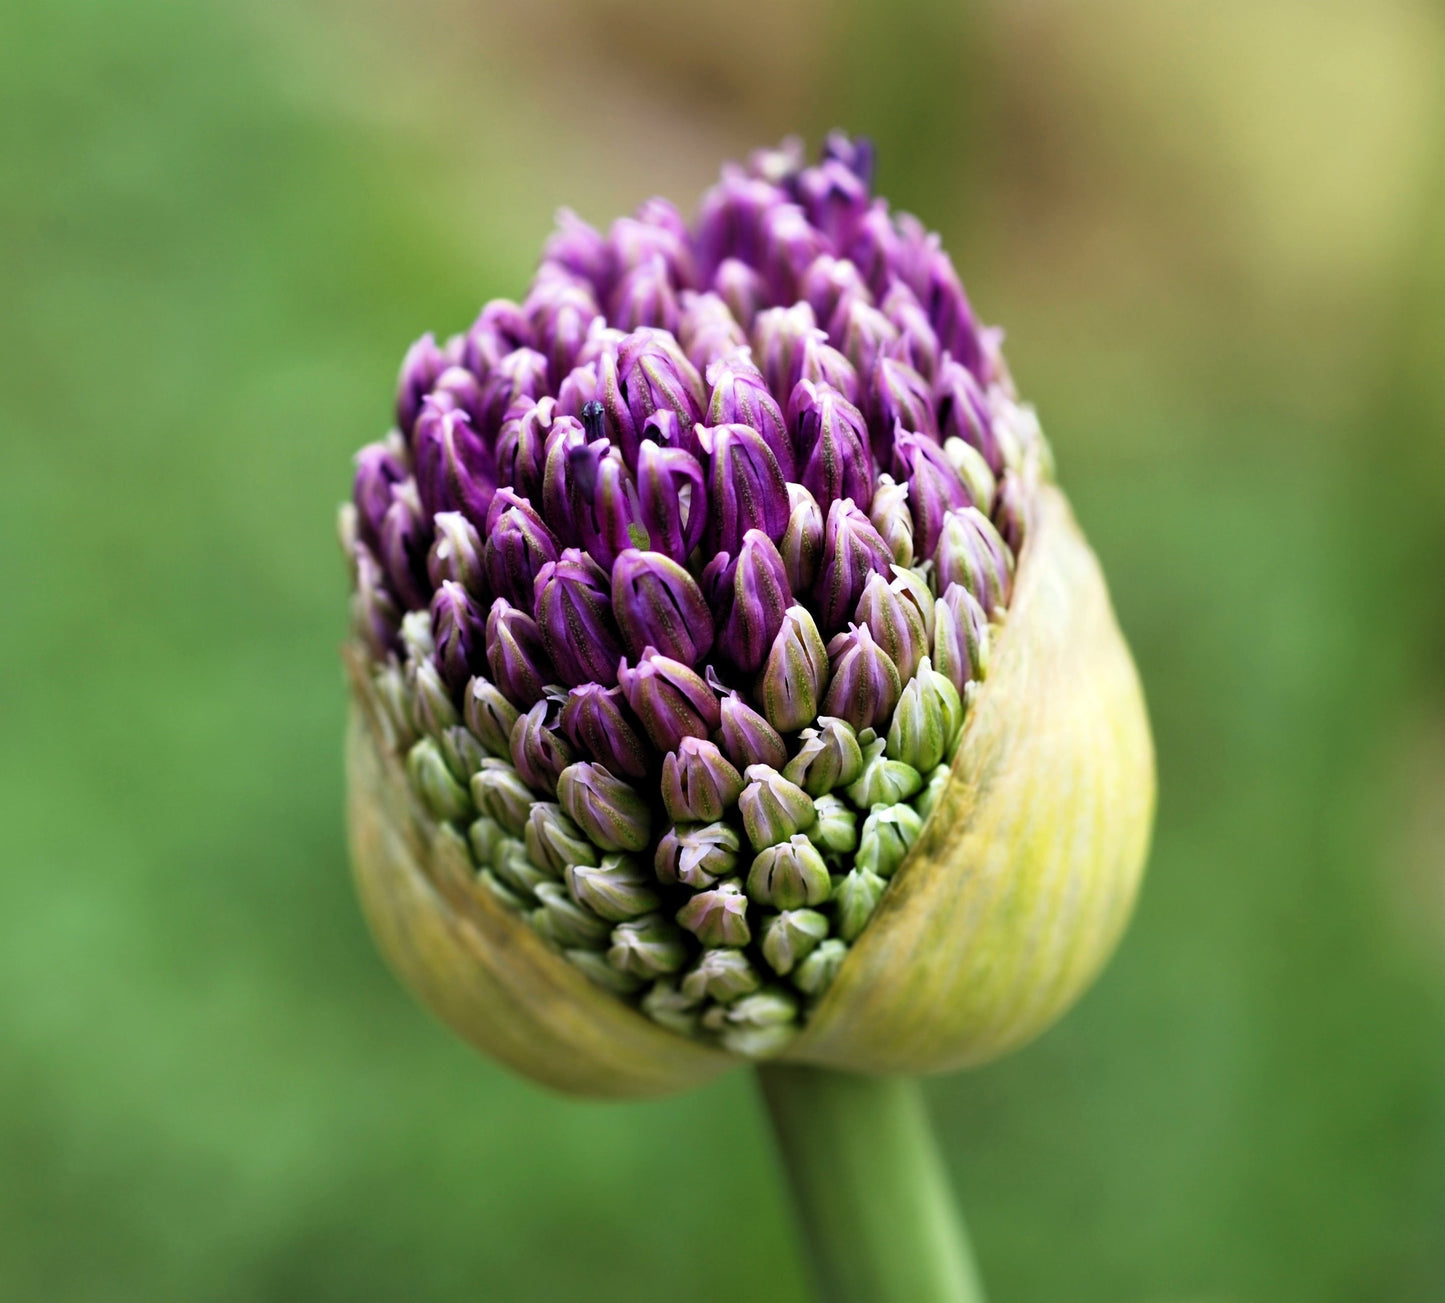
top-left (2, 0), bottom-right (1443, 1298)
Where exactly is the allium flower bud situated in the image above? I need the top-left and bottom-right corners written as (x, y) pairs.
top-left (610, 331), bottom-right (706, 465)
top-left (714, 530), bottom-right (793, 674)
top-left (468, 814), bottom-right (508, 869)
top-left (682, 947), bottom-right (760, 1005)
top-left (567, 948), bottom-right (644, 996)
top-left (793, 937), bottom-right (848, 997)
top-left (378, 480), bottom-right (431, 611)
top-left (635, 440), bottom-right (708, 566)
top-left (835, 866), bottom-right (887, 942)
top-left (678, 291), bottom-right (748, 374)
top-left (914, 763), bottom-right (951, 823)
top-left (747, 835), bottom-right (831, 909)
top-left (510, 698), bottom-right (576, 796)
top-left (943, 436), bottom-right (997, 514)
top-left (533, 551), bottom-right (624, 688)
top-left (815, 498), bottom-right (893, 631)
top-left (617, 649), bottom-right (719, 754)
top-left (561, 438), bottom-right (648, 570)
top-left (611, 549), bottom-right (713, 665)
top-left (783, 717), bottom-right (864, 796)
top-left (609, 915), bottom-right (689, 979)
top-left (856, 804), bottom-right (924, 878)
top-left (396, 332), bottom-right (446, 436)
top-left (407, 737), bottom-right (471, 822)
top-left (993, 469), bottom-right (1027, 554)
top-left (798, 158), bottom-right (869, 249)
top-left (556, 762), bottom-right (651, 853)
top-left (886, 657), bottom-right (963, 772)
top-left (469, 758), bottom-right (534, 836)
top-left (716, 690), bottom-right (788, 772)
top-left (413, 401), bottom-right (495, 530)
top-left (880, 281), bottom-right (941, 382)
top-left (808, 793), bottom-right (858, 857)
top-left (895, 429), bottom-right (974, 559)
top-left (707, 357), bottom-right (792, 476)
top-left (779, 483), bottom-right (825, 594)
top-left (559, 683), bottom-right (651, 780)
top-left (713, 988), bottom-right (800, 1058)
top-left (932, 583), bottom-right (990, 696)
top-left (854, 569), bottom-right (930, 683)
top-left (440, 724), bottom-right (486, 788)
top-left (463, 299), bottom-right (533, 376)
top-left (846, 735), bottom-right (922, 808)
top-left (867, 357), bottom-right (936, 461)
top-left (788, 333), bottom-right (861, 410)
top-left (567, 856), bottom-right (661, 923)
top-left (641, 978), bottom-right (702, 1035)
top-left (430, 581), bottom-right (487, 694)
top-left (740, 765), bottom-right (817, 851)
top-left (661, 737), bottom-right (743, 824)
top-left (478, 348), bottom-right (549, 443)
top-left (409, 655), bottom-right (459, 737)
top-left (483, 489), bottom-right (559, 610)
top-left (867, 472), bottom-right (915, 568)
top-left (485, 599), bottom-right (552, 709)
top-left (933, 506), bottom-right (1014, 616)
top-left (427, 511), bottom-right (486, 597)
top-left (800, 254), bottom-right (872, 331)
top-left (400, 608), bottom-right (435, 663)
top-left (760, 605), bottom-right (829, 733)
top-left (543, 208), bottom-right (613, 291)
top-left (760, 909), bottom-right (830, 977)
top-left (821, 623), bottom-right (901, 731)
top-left (352, 545), bottom-right (401, 658)
top-left (935, 355), bottom-right (1001, 472)
top-left (463, 676), bottom-right (520, 758)
top-left (713, 257), bottom-right (768, 329)
top-left (753, 302), bottom-right (817, 401)
top-left (676, 878), bottom-right (752, 948)
top-left (494, 398), bottom-right (559, 504)
top-left (698, 422), bottom-right (790, 555)
top-left (791, 381), bottom-right (874, 513)
top-left (353, 441), bottom-right (408, 548)
top-left (533, 881), bottom-right (610, 948)
top-left (762, 204), bottom-right (828, 302)
top-left (655, 821), bottom-right (740, 889)
top-left (832, 297), bottom-right (899, 382)
top-left (524, 802), bottom-right (595, 876)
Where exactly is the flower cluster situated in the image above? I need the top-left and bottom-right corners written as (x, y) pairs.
top-left (340, 134), bottom-right (1047, 1057)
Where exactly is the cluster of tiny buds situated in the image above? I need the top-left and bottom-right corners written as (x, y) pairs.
top-left (340, 133), bottom-right (1048, 1056)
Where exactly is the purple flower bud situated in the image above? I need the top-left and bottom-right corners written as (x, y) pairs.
top-left (609, 254), bottom-right (681, 334)
top-left (661, 737), bottom-right (743, 823)
top-left (559, 683), bottom-right (651, 780)
top-left (747, 136), bottom-right (806, 188)
top-left (814, 497), bottom-right (894, 631)
top-left (509, 697), bottom-right (576, 796)
top-left (557, 761), bottom-right (651, 853)
top-left (533, 550), bottom-right (624, 687)
top-left (430, 581), bottom-right (487, 694)
top-left (881, 281), bottom-right (941, 382)
top-left (611, 331), bottom-right (706, 467)
top-left (409, 655), bottom-right (459, 737)
top-left (713, 257), bottom-right (768, 330)
top-left (868, 473), bottom-right (915, 567)
top-left (617, 648), bottom-right (720, 754)
top-left (798, 160), bottom-right (870, 251)
top-left (993, 470), bottom-right (1027, 554)
top-left (413, 401), bottom-right (495, 531)
top-left (541, 208), bottom-right (614, 296)
top-left (867, 356), bottom-right (936, 463)
top-left (933, 506), bottom-right (1015, 615)
top-left (739, 763), bottom-right (816, 850)
top-left (697, 422), bottom-right (790, 554)
top-left (565, 439), bottom-right (648, 569)
top-left (759, 605), bottom-right (830, 733)
top-left (526, 275), bottom-right (602, 386)
top-left (791, 380), bottom-right (874, 513)
top-left (352, 441), bottom-right (407, 547)
top-left (761, 203), bottom-right (827, 303)
top-left (485, 598), bottom-right (553, 708)
top-left (752, 302), bottom-right (817, 404)
top-left (893, 427), bottom-right (973, 559)
top-left (483, 489), bottom-right (559, 611)
top-left (352, 544), bottom-right (400, 657)
top-left (942, 436), bottom-right (997, 514)
top-left (821, 623), bottom-right (902, 730)
top-left (847, 201), bottom-right (904, 296)
top-left (716, 690), bottom-right (788, 772)
top-left (934, 354), bottom-right (1002, 473)
top-left (800, 254), bottom-right (872, 332)
top-left (697, 170), bottom-right (785, 277)
top-left (462, 299), bottom-right (534, 377)
top-left (779, 482), bottom-right (824, 593)
top-left (655, 821), bottom-right (740, 889)
top-left (635, 440), bottom-right (707, 565)
top-left (715, 530), bottom-right (793, 674)
top-left (610, 200), bottom-right (696, 285)
top-left (396, 333), bottom-right (445, 437)
top-left (677, 291), bottom-right (748, 374)
top-left (821, 131), bottom-right (876, 189)
top-left (855, 569), bottom-right (930, 682)
top-left (555, 359), bottom-right (602, 420)
top-left (540, 415), bottom-right (592, 545)
top-left (675, 878), bottom-right (751, 948)
top-left (611, 549), bottom-right (714, 665)
top-left (933, 582), bottom-right (990, 695)
top-left (922, 249), bottom-right (984, 378)
top-left (494, 397), bottom-right (560, 506)
top-left (789, 331), bottom-right (860, 409)
top-left (707, 357), bottom-right (792, 478)
top-left (477, 347), bottom-right (549, 444)
top-left (378, 479), bottom-right (432, 610)
top-left (430, 364), bottom-right (488, 431)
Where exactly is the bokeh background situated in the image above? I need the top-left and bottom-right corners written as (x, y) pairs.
top-left (4, 0), bottom-right (1444, 1298)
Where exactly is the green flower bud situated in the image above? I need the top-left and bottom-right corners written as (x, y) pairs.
top-left (792, 938), bottom-right (849, 997)
top-left (400, 609), bottom-right (435, 663)
top-left (469, 758), bottom-right (533, 835)
top-left (440, 725), bottom-right (487, 783)
top-left (739, 764), bottom-right (816, 850)
top-left (557, 762), bottom-right (652, 853)
top-left (835, 867), bottom-right (888, 941)
top-left (533, 881), bottom-right (611, 948)
top-left (608, 915), bottom-right (689, 979)
top-left (681, 947), bottom-right (761, 1004)
top-left (524, 802), bottom-right (596, 875)
top-left (868, 473), bottom-right (915, 567)
top-left (760, 909), bottom-right (830, 976)
top-left (760, 605), bottom-right (829, 733)
top-left (891, 565), bottom-right (937, 643)
top-left (885, 656), bottom-right (963, 772)
top-left (747, 835), bottom-right (831, 909)
top-left (675, 877), bottom-right (752, 947)
top-left (410, 656), bottom-right (459, 736)
top-left (856, 804), bottom-right (923, 878)
top-left (463, 676), bottom-right (520, 758)
top-left (807, 794), bottom-right (857, 857)
top-left (407, 737), bottom-right (472, 821)
top-left (468, 814), bottom-right (507, 867)
top-left (913, 764), bottom-right (952, 823)
top-left (641, 978), bottom-right (702, 1035)
top-left (491, 836), bottom-right (553, 899)
top-left (716, 988), bottom-right (800, 1058)
top-left (567, 856), bottom-right (661, 922)
top-left (567, 947), bottom-right (645, 995)
top-left (846, 737), bottom-right (923, 808)
top-left (855, 569), bottom-right (930, 682)
top-left (477, 868), bottom-right (527, 912)
top-left (943, 436), bottom-right (997, 513)
top-left (655, 822), bottom-right (740, 889)
top-left (783, 716), bottom-right (863, 796)
top-left (660, 738), bottom-right (744, 824)
top-left (373, 660), bottom-right (416, 752)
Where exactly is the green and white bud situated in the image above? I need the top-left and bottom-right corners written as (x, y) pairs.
top-left (655, 821), bottom-right (740, 889)
top-left (469, 758), bottom-right (533, 835)
top-left (868, 473), bottom-right (915, 567)
top-left (372, 660), bottom-right (416, 752)
top-left (675, 877), bottom-right (752, 947)
top-left (467, 814), bottom-right (507, 867)
top-left (400, 609), bottom-right (435, 663)
top-left (943, 435), bottom-right (997, 512)
top-left (892, 565), bottom-right (937, 642)
top-left (783, 716), bottom-right (864, 796)
top-left (567, 856), bottom-right (661, 922)
top-left (440, 724), bottom-right (487, 783)
top-left (914, 764), bottom-right (952, 823)
top-left (835, 866), bottom-right (888, 941)
top-left (524, 802), bottom-right (596, 875)
top-left (717, 988), bottom-right (800, 1058)
top-left (793, 937), bottom-right (849, 997)
top-left (885, 656), bottom-right (964, 772)
top-left (557, 762), bottom-right (653, 853)
top-left (856, 804), bottom-right (923, 878)
top-left (477, 868), bottom-right (527, 912)
top-left (407, 737), bottom-right (472, 822)
top-left (760, 909), bottom-right (830, 976)
top-left (855, 569), bottom-right (930, 682)
top-left (410, 656), bottom-right (459, 736)
top-left (566, 948), bottom-right (645, 995)
top-left (532, 881), bottom-right (611, 948)
top-left (641, 978), bottom-right (702, 1035)
top-left (747, 834), bottom-right (831, 909)
top-left (740, 764), bottom-right (816, 850)
top-left (608, 915), bottom-right (689, 979)
top-left (807, 794), bottom-right (858, 856)
top-left (492, 837), bottom-right (553, 899)
top-left (463, 676), bottom-right (520, 758)
top-left (846, 736), bottom-right (923, 808)
top-left (681, 946), bottom-right (762, 1004)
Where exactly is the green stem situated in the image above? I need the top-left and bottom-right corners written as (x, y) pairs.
top-left (757, 1065), bottom-right (986, 1303)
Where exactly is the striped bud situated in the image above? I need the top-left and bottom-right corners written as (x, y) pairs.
top-left (557, 762), bottom-right (651, 853)
top-left (760, 606), bottom-right (830, 733)
top-left (747, 835), bottom-right (831, 909)
top-left (676, 878), bottom-right (752, 948)
top-left (618, 649), bottom-right (719, 754)
top-left (661, 738), bottom-right (744, 824)
top-left (533, 551), bottom-right (624, 688)
top-left (611, 549), bottom-right (714, 666)
top-left (655, 822), bottom-right (741, 890)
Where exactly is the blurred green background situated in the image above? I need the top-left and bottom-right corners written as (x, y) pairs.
top-left (3, 0), bottom-right (1444, 1298)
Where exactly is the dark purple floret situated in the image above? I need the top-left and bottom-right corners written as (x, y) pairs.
top-left (635, 440), bottom-right (707, 566)
top-left (486, 598), bottom-right (553, 709)
top-left (791, 380), bottom-right (874, 514)
top-left (893, 428), bottom-right (974, 559)
top-left (353, 441), bottom-right (407, 548)
top-left (715, 529), bottom-right (793, 674)
top-left (935, 355), bottom-right (1001, 473)
top-left (698, 422), bottom-right (791, 555)
top-left (707, 357), bottom-right (792, 478)
top-left (483, 488), bottom-right (559, 611)
top-left (510, 697), bottom-right (575, 796)
top-left (378, 479), bottom-right (432, 611)
top-left (396, 333), bottom-right (445, 437)
top-left (560, 683), bottom-right (652, 780)
top-left (618, 648), bottom-right (720, 754)
top-left (814, 497), bottom-right (894, 631)
top-left (431, 581), bottom-right (487, 694)
top-left (533, 550), bottom-right (625, 688)
top-left (611, 548), bottom-right (714, 665)
top-left (413, 400), bottom-right (495, 531)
